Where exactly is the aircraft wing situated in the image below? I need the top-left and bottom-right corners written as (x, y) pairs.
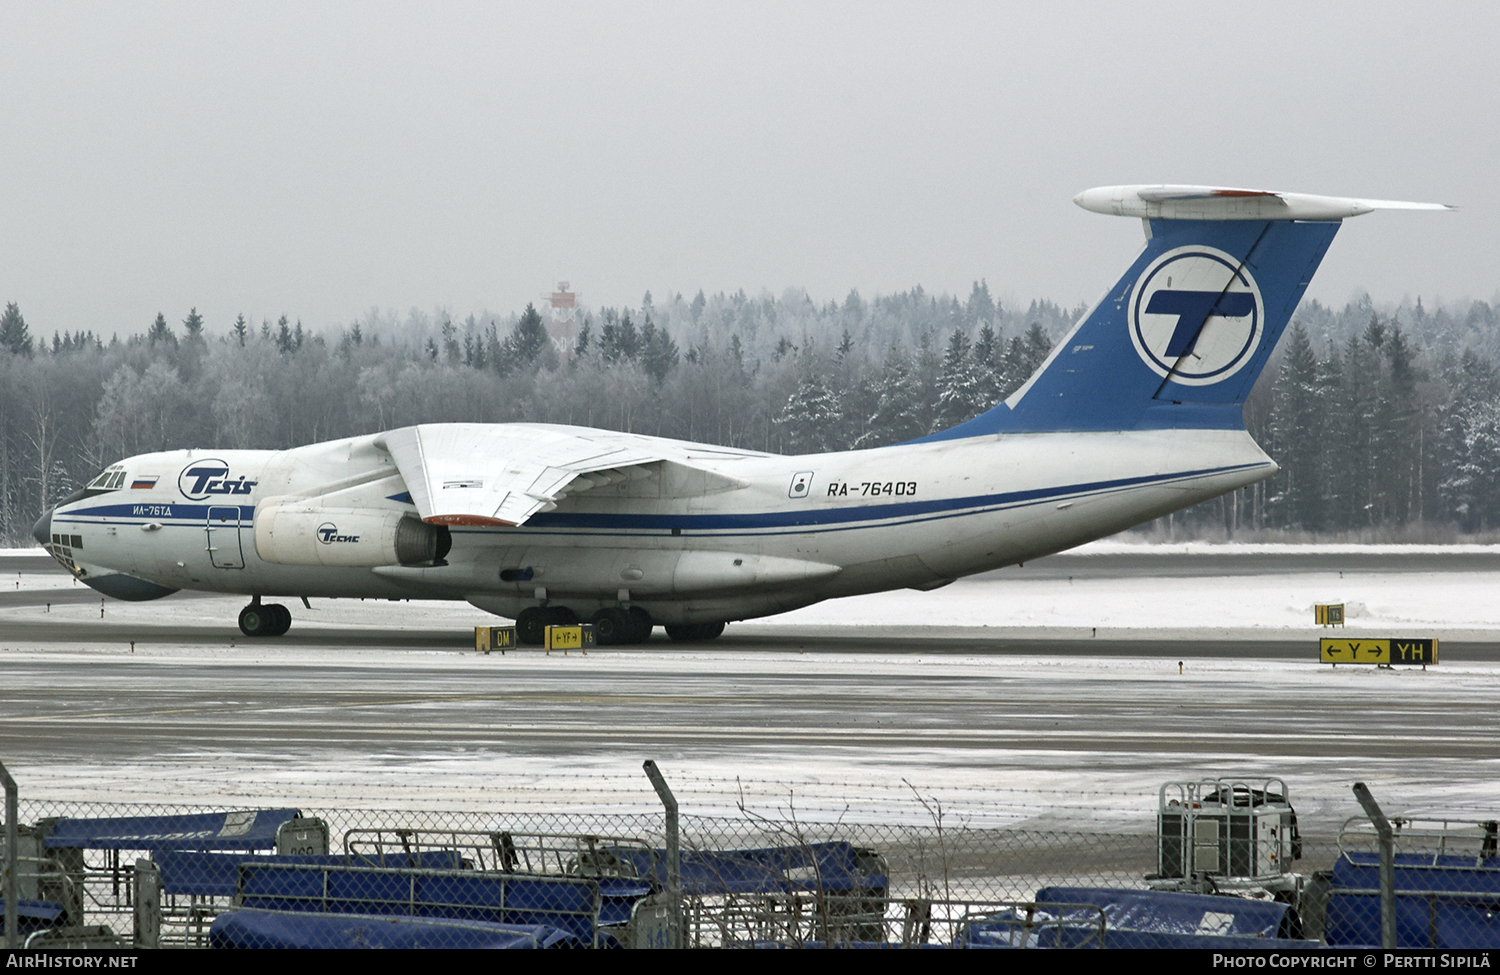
top-left (376, 423), bottom-right (669, 527)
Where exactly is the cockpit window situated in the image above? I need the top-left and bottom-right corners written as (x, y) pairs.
top-left (59, 465), bottom-right (128, 506)
top-left (87, 466), bottom-right (127, 491)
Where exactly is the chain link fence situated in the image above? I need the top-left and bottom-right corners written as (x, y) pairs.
top-left (3, 765), bottom-right (1498, 949)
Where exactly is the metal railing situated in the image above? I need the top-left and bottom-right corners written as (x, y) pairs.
top-left (343, 827), bottom-right (655, 877)
top-left (5, 765), bottom-right (1500, 949)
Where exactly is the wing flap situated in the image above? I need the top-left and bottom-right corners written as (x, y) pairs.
top-left (376, 424), bottom-right (667, 527)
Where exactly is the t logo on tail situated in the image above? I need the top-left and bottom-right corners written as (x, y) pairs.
top-left (1128, 246), bottom-right (1263, 386)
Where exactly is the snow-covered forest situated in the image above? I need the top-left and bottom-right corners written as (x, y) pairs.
top-left (3, 284), bottom-right (1500, 545)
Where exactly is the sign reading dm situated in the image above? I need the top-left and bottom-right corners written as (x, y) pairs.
top-left (1128, 246), bottom-right (1264, 386)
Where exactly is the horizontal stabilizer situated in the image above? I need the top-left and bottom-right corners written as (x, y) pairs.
top-left (1075, 185), bottom-right (1453, 221)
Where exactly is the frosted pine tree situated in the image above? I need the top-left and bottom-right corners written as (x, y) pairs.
top-left (1436, 351), bottom-right (1500, 531)
top-left (1440, 400), bottom-right (1500, 531)
top-left (775, 373), bottom-right (844, 453)
top-left (0, 303), bottom-right (30, 357)
top-left (995, 324), bottom-right (1052, 401)
top-left (972, 323), bottom-right (1004, 407)
top-left (931, 328), bottom-right (986, 432)
top-left (855, 348), bottom-right (927, 448)
top-left (965, 279), bottom-right (996, 331)
top-left (1266, 324), bottom-right (1325, 529)
top-left (148, 312), bottom-right (177, 349)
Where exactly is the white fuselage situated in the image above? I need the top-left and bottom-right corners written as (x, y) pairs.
top-left (48, 425), bottom-right (1274, 625)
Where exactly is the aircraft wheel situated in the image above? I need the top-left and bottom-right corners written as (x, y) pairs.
top-left (239, 603), bottom-right (277, 637)
top-left (665, 622), bottom-right (725, 642)
top-left (255, 603), bottom-right (292, 633)
top-left (626, 607), bottom-right (654, 644)
top-left (542, 606), bottom-right (579, 626)
top-left (590, 608), bottom-right (633, 646)
top-left (515, 608), bottom-right (548, 646)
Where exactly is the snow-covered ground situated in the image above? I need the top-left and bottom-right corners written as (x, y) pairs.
top-left (4, 543), bottom-right (1498, 825)
top-left (760, 539), bottom-right (1500, 638)
top-left (761, 572), bottom-right (1500, 639)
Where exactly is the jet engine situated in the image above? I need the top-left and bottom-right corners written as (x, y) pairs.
top-left (253, 502), bottom-right (448, 567)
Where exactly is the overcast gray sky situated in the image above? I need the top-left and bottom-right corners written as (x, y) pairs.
top-left (3, 1), bottom-right (1494, 336)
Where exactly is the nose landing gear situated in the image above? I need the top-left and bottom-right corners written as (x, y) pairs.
top-left (239, 597), bottom-right (291, 637)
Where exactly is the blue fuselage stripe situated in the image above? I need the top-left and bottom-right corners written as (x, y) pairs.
top-left (58, 502), bottom-right (255, 521)
top-left (54, 463), bottom-right (1264, 537)
top-left (520, 461), bottom-right (1263, 532)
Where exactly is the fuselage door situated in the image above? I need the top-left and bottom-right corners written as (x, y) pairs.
top-left (206, 506), bottom-right (246, 569)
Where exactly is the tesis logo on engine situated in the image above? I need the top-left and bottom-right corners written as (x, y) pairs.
top-left (1127, 246), bottom-right (1264, 386)
top-left (317, 523), bottom-right (360, 545)
top-left (178, 460), bottom-right (258, 500)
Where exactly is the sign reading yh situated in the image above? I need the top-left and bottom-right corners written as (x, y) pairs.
top-left (1320, 638), bottom-right (1438, 666)
top-left (178, 459), bottom-right (257, 500)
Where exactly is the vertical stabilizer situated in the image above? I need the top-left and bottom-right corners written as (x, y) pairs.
top-left (921, 185), bottom-right (1447, 440)
top-left (927, 216), bottom-right (1338, 437)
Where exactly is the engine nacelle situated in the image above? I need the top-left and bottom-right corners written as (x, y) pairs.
top-left (254, 502), bottom-right (446, 567)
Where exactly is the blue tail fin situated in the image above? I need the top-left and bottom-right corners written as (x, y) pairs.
top-left (926, 215), bottom-right (1340, 437)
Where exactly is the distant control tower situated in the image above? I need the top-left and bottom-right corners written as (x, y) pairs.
top-left (546, 281), bottom-right (578, 357)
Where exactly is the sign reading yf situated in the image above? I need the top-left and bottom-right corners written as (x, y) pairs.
top-left (178, 459), bottom-right (258, 500)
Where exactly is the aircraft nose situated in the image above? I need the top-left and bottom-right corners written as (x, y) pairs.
top-left (32, 507), bottom-right (52, 546)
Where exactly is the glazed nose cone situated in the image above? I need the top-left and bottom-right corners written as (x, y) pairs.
top-left (32, 507), bottom-right (52, 546)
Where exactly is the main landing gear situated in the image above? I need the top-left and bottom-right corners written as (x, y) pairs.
top-left (239, 597), bottom-right (291, 637)
top-left (515, 606), bottom-right (653, 646)
top-left (513, 606), bottom-right (578, 645)
top-left (589, 607), bottom-right (654, 646)
top-left (664, 622), bottom-right (726, 642)
top-left (512, 606), bottom-right (727, 647)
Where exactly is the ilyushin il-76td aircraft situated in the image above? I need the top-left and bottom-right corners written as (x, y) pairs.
top-left (34, 185), bottom-right (1447, 644)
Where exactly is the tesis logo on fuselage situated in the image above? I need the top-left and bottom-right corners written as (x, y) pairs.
top-left (1128, 246), bottom-right (1264, 386)
top-left (317, 523), bottom-right (360, 545)
top-left (178, 460), bottom-right (258, 500)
